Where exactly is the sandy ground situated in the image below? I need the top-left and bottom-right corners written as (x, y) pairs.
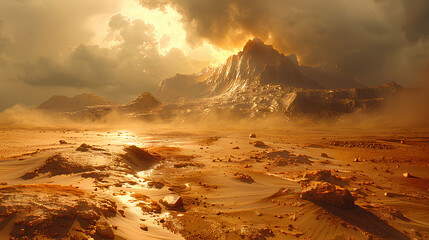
top-left (0, 125), bottom-right (428, 240)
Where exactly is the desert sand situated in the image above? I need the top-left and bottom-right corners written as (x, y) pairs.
top-left (0, 124), bottom-right (428, 240)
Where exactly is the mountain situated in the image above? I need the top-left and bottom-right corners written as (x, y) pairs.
top-left (37, 39), bottom-right (401, 121)
top-left (156, 38), bottom-right (363, 101)
top-left (119, 92), bottom-right (161, 112)
top-left (53, 92), bottom-right (163, 121)
top-left (38, 93), bottom-right (115, 112)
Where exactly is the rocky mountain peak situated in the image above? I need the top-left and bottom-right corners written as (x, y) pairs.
top-left (125, 92), bottom-right (161, 111)
top-left (242, 38), bottom-right (273, 53)
top-left (240, 38), bottom-right (283, 64)
top-left (156, 38), bottom-right (365, 101)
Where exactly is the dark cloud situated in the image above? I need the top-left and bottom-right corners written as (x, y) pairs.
top-left (139, 0), bottom-right (429, 86)
top-left (0, 0), bottom-right (122, 59)
top-left (0, 2), bottom-right (208, 110)
top-left (17, 13), bottom-right (206, 102)
top-left (401, 0), bottom-right (429, 43)
top-left (0, 21), bottom-right (9, 54)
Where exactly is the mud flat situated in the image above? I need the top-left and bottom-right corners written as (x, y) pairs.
top-left (0, 126), bottom-right (428, 239)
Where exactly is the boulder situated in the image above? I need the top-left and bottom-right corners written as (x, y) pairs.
top-left (303, 170), bottom-right (331, 181)
top-left (234, 172), bottom-right (255, 184)
top-left (159, 196), bottom-right (184, 210)
top-left (300, 181), bottom-right (355, 209)
top-left (96, 222), bottom-right (115, 239)
top-left (253, 141), bottom-right (267, 147)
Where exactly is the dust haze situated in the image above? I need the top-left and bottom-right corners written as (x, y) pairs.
top-left (0, 1), bottom-right (428, 240)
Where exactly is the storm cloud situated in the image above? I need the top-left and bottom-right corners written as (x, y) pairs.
top-left (139, 0), bottom-right (429, 86)
top-left (0, 0), bottom-right (428, 111)
top-left (19, 14), bottom-right (203, 92)
top-left (0, 1), bottom-right (208, 110)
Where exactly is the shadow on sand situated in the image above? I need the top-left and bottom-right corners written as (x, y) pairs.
top-left (320, 203), bottom-right (409, 240)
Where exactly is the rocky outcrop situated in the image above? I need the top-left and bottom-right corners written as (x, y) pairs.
top-left (159, 195), bottom-right (184, 210)
top-left (300, 181), bottom-right (355, 209)
top-left (119, 145), bottom-right (161, 171)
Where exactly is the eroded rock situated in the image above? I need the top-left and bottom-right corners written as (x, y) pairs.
top-left (300, 181), bottom-right (355, 209)
top-left (21, 155), bottom-right (100, 179)
top-left (96, 222), bottom-right (115, 239)
top-left (234, 172), bottom-right (255, 184)
top-left (159, 195), bottom-right (184, 211)
top-left (253, 141), bottom-right (267, 148)
top-left (120, 145), bottom-right (160, 171)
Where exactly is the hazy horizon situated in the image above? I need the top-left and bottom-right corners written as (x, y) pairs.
top-left (0, 0), bottom-right (428, 111)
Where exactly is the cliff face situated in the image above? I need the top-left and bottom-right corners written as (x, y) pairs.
top-left (156, 38), bottom-right (363, 102)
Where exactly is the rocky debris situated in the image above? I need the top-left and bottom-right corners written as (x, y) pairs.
top-left (147, 181), bottom-right (164, 189)
top-left (120, 145), bottom-right (160, 171)
top-left (168, 184), bottom-right (189, 193)
top-left (173, 162), bottom-right (204, 168)
top-left (252, 141), bottom-right (268, 148)
top-left (59, 140), bottom-right (68, 144)
top-left (320, 153), bottom-right (329, 158)
top-left (96, 222), bottom-right (115, 239)
top-left (159, 195), bottom-right (184, 211)
top-left (300, 181), bottom-right (355, 209)
top-left (76, 143), bottom-right (91, 152)
top-left (21, 155), bottom-right (101, 179)
top-left (266, 150), bottom-right (313, 165)
top-left (0, 184), bottom-right (118, 239)
top-left (241, 226), bottom-right (275, 240)
top-left (81, 171), bottom-right (110, 181)
top-left (131, 193), bottom-right (162, 213)
top-left (140, 223), bottom-right (148, 231)
top-left (279, 228), bottom-right (304, 238)
top-left (249, 134), bottom-right (257, 138)
top-left (76, 143), bottom-right (104, 152)
top-left (377, 205), bottom-right (410, 221)
top-left (301, 170), bottom-right (347, 186)
top-left (234, 172), bottom-right (255, 184)
top-left (302, 170), bottom-right (332, 181)
top-left (199, 136), bottom-right (220, 146)
top-left (329, 141), bottom-right (392, 149)
top-left (403, 172), bottom-right (418, 178)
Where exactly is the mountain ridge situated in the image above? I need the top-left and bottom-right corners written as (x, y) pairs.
top-left (156, 38), bottom-right (364, 101)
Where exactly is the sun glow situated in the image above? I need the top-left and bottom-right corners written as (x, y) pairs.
top-left (119, 0), bottom-right (234, 66)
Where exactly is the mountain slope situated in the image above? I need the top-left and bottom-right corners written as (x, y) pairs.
top-left (156, 38), bottom-right (363, 102)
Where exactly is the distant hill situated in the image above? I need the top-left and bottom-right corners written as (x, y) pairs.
top-left (119, 92), bottom-right (162, 112)
top-left (38, 93), bottom-right (115, 112)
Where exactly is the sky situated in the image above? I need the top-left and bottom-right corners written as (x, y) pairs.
top-left (0, 0), bottom-right (428, 110)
